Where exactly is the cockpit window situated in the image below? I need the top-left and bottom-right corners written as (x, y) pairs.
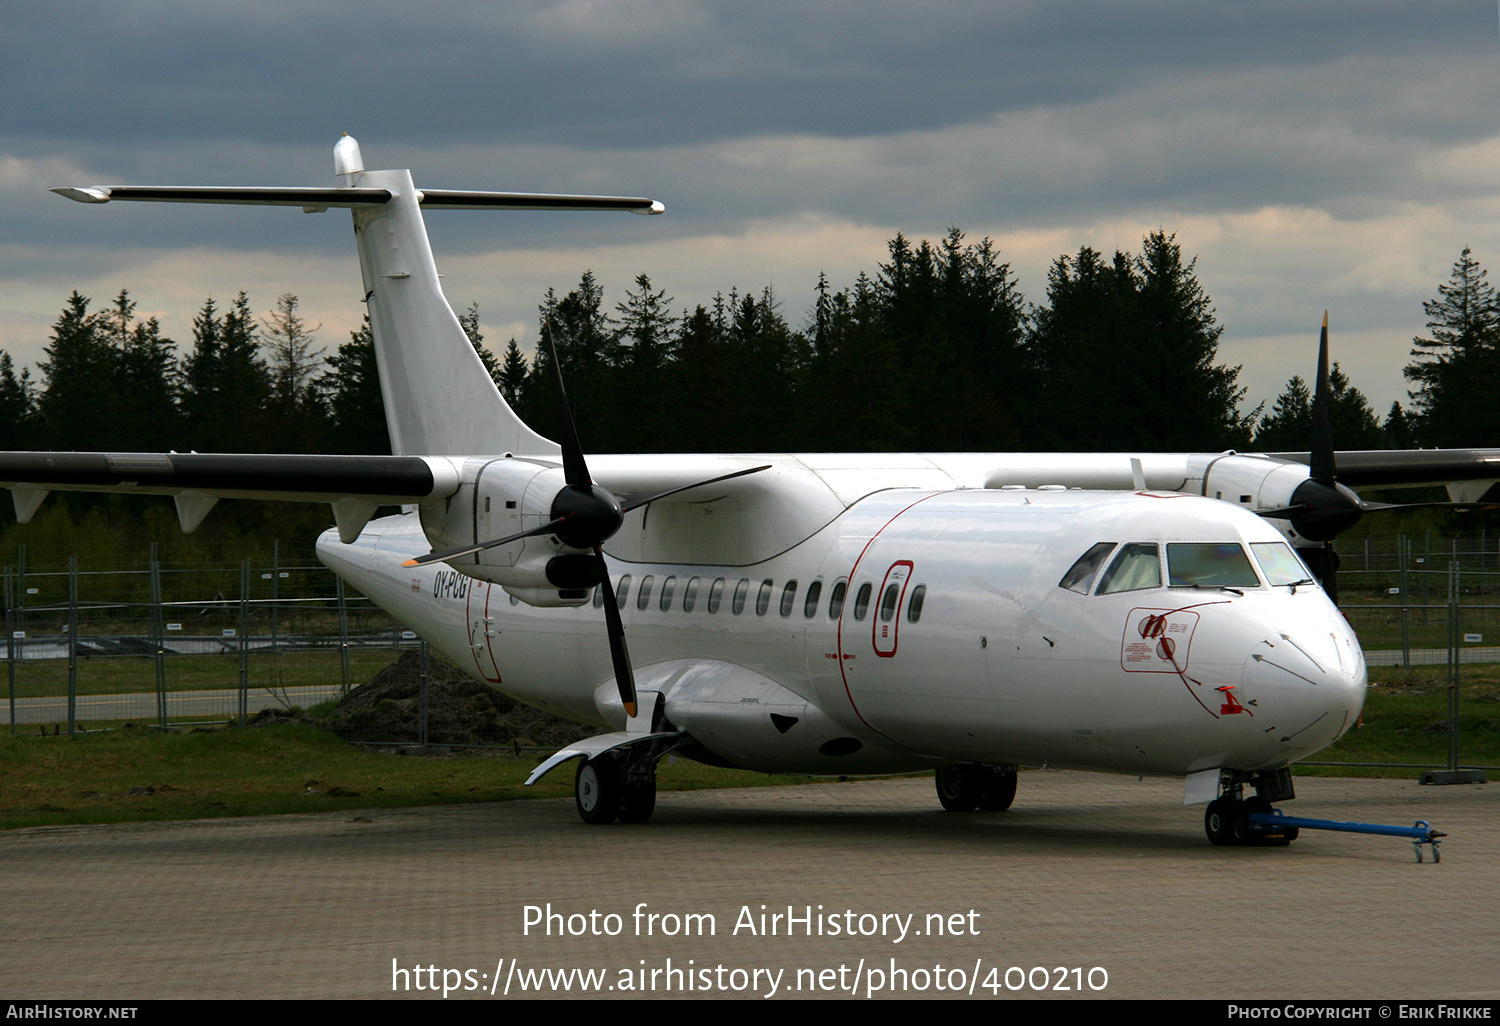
top-left (1251, 542), bottom-right (1317, 588)
top-left (1166, 543), bottom-right (1261, 588)
top-left (1059, 542), bottom-right (1117, 594)
top-left (1096, 543), bottom-right (1161, 594)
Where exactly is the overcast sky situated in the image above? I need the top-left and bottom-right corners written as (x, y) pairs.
top-left (4, 1), bottom-right (1499, 428)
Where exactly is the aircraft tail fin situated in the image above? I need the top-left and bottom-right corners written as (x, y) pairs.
top-left (53, 134), bottom-right (664, 458)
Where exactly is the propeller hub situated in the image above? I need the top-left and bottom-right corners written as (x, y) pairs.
top-left (550, 483), bottom-right (625, 550)
top-left (1287, 478), bottom-right (1363, 542)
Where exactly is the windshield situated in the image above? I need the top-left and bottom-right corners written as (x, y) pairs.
top-left (1059, 542), bottom-right (1117, 594)
top-left (1166, 543), bottom-right (1261, 588)
top-left (1251, 541), bottom-right (1317, 587)
top-left (1096, 543), bottom-right (1161, 594)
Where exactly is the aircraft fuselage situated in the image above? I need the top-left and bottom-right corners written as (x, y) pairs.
top-left (317, 485), bottom-right (1366, 780)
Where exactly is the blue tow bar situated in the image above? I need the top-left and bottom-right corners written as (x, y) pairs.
top-left (1249, 810), bottom-right (1446, 862)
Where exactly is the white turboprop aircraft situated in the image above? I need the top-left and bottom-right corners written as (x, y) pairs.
top-left (15, 136), bottom-right (1500, 844)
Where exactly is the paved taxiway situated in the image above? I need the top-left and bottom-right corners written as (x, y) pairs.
top-left (1, 769), bottom-right (1496, 1000)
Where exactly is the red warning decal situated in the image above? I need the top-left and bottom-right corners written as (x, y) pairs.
top-left (1121, 608), bottom-right (1200, 673)
top-left (1216, 685), bottom-right (1246, 715)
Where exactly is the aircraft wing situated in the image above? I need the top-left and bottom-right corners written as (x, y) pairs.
top-left (0, 450), bottom-right (459, 541)
top-left (1268, 448), bottom-right (1500, 501)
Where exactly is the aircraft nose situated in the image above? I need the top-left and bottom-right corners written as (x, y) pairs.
top-left (1240, 612), bottom-right (1366, 757)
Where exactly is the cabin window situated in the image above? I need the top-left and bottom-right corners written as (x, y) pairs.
top-left (707, 576), bottom-right (726, 613)
top-left (659, 575), bottom-right (676, 611)
top-left (1059, 542), bottom-right (1117, 595)
top-left (683, 576), bottom-right (701, 613)
top-left (616, 574), bottom-right (632, 606)
top-left (637, 575), bottom-right (654, 610)
top-left (1167, 543), bottom-right (1260, 589)
top-left (732, 578), bottom-right (750, 615)
top-left (756, 579), bottom-right (774, 616)
top-left (828, 579), bottom-right (847, 619)
top-left (780, 580), bottom-right (798, 617)
top-left (1096, 543), bottom-right (1161, 595)
top-left (803, 580), bottom-right (823, 618)
top-left (1251, 542), bottom-right (1317, 588)
top-left (853, 582), bottom-right (873, 620)
top-left (593, 585), bottom-right (604, 608)
top-left (880, 583), bottom-right (900, 622)
top-left (907, 584), bottom-right (927, 622)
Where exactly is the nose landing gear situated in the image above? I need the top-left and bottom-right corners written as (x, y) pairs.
top-left (1204, 796), bottom-right (1298, 846)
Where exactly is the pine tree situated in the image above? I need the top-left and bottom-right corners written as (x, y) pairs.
top-left (498, 339), bottom-right (528, 408)
top-left (0, 351), bottom-right (35, 450)
top-left (458, 302), bottom-right (504, 386)
top-left (1406, 247), bottom-right (1500, 447)
top-left (1252, 365), bottom-right (1384, 452)
top-left (323, 317), bottom-right (390, 454)
top-left (37, 292), bottom-right (120, 451)
top-left (1028, 232), bottom-right (1250, 451)
top-left (182, 293), bottom-right (272, 452)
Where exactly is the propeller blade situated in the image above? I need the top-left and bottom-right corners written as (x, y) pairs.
top-left (1309, 311), bottom-right (1336, 487)
top-left (1255, 504), bottom-right (1311, 520)
top-left (594, 547), bottom-right (638, 719)
top-left (1291, 542), bottom-right (1340, 603)
top-left (543, 317), bottom-right (592, 489)
top-left (1359, 499), bottom-right (1500, 514)
top-left (619, 464), bottom-right (774, 513)
top-left (401, 516), bottom-right (568, 567)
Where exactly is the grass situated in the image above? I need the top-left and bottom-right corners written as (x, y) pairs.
top-left (1296, 663), bottom-right (1500, 776)
top-left (0, 719), bottom-right (822, 831)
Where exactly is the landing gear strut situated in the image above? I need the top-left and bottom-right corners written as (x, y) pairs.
top-left (574, 746), bottom-right (664, 825)
top-left (936, 764), bottom-right (1017, 812)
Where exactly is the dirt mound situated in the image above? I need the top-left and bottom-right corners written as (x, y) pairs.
top-left (321, 649), bottom-right (597, 749)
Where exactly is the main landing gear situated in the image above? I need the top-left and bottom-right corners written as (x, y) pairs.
top-left (936, 764), bottom-right (1018, 812)
top-left (575, 750), bottom-right (660, 825)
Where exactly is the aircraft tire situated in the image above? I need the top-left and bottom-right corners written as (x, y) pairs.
top-left (1204, 798), bottom-right (1239, 846)
top-left (618, 776), bottom-right (657, 824)
top-left (576, 754), bottom-right (622, 825)
top-left (975, 767), bottom-right (1017, 812)
top-left (935, 765), bottom-right (981, 812)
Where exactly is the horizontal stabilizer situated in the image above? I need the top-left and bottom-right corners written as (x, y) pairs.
top-left (52, 185), bottom-right (663, 214)
top-left (51, 186), bottom-right (393, 208)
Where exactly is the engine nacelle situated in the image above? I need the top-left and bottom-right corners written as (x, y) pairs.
top-left (1199, 454), bottom-right (1318, 541)
top-left (417, 456), bottom-right (597, 605)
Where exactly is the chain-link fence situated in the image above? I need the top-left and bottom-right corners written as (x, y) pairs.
top-left (3, 541), bottom-right (418, 734)
top-left (1337, 529), bottom-right (1500, 667)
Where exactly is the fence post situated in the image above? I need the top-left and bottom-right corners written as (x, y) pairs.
top-left (1447, 561), bottom-right (1460, 774)
top-left (238, 559), bottom-right (250, 727)
top-left (5, 566), bottom-right (14, 737)
top-left (67, 556), bottom-right (78, 736)
top-left (151, 543), bottom-right (166, 730)
top-left (1399, 534), bottom-right (1410, 668)
top-left (418, 639), bottom-right (430, 748)
top-left (337, 575), bottom-right (351, 697)
top-left (271, 540), bottom-right (280, 653)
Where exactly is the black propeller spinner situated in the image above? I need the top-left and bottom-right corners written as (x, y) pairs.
top-left (404, 324), bottom-right (769, 719)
